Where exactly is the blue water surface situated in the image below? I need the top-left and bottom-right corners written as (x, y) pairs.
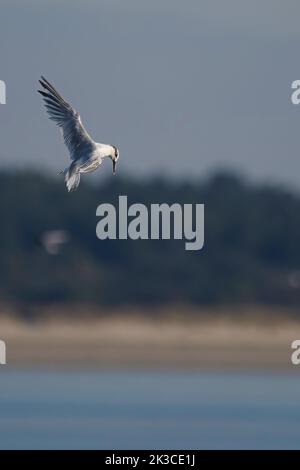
top-left (0, 370), bottom-right (299, 449)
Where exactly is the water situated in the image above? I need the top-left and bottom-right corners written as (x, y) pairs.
top-left (0, 370), bottom-right (299, 449)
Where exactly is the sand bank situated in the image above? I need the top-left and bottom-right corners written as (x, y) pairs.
top-left (0, 307), bottom-right (299, 371)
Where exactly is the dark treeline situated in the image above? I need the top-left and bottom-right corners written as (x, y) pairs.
top-left (0, 170), bottom-right (300, 312)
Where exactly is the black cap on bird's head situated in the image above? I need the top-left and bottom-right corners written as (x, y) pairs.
top-left (111, 145), bottom-right (119, 175)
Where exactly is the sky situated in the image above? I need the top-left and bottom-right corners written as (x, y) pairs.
top-left (0, 0), bottom-right (300, 189)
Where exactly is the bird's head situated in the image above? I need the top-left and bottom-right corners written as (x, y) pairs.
top-left (110, 145), bottom-right (120, 175)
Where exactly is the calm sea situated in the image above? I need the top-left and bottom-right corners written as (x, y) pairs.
top-left (0, 370), bottom-right (299, 449)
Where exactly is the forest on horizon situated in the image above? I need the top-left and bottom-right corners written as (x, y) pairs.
top-left (0, 170), bottom-right (299, 317)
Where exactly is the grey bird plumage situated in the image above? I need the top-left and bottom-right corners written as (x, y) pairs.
top-left (38, 76), bottom-right (119, 191)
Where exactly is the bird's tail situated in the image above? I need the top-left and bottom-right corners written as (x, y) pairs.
top-left (64, 162), bottom-right (81, 192)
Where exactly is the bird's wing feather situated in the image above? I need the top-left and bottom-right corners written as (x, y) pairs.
top-left (38, 76), bottom-right (94, 160)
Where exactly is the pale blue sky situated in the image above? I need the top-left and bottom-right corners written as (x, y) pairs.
top-left (0, 0), bottom-right (300, 189)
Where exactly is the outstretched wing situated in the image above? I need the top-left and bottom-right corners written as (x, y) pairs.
top-left (38, 76), bottom-right (94, 159)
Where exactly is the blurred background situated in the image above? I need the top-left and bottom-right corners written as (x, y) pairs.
top-left (0, 0), bottom-right (300, 450)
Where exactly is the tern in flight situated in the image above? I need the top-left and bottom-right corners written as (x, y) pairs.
top-left (38, 76), bottom-right (119, 191)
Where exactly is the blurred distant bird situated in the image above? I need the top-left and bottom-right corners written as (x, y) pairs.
top-left (41, 230), bottom-right (69, 255)
top-left (38, 76), bottom-right (119, 191)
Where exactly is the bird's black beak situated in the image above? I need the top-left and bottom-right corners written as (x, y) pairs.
top-left (112, 159), bottom-right (116, 175)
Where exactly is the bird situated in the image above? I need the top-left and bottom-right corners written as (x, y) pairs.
top-left (38, 76), bottom-right (119, 191)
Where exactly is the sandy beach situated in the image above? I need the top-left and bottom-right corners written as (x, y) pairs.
top-left (0, 306), bottom-right (299, 371)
